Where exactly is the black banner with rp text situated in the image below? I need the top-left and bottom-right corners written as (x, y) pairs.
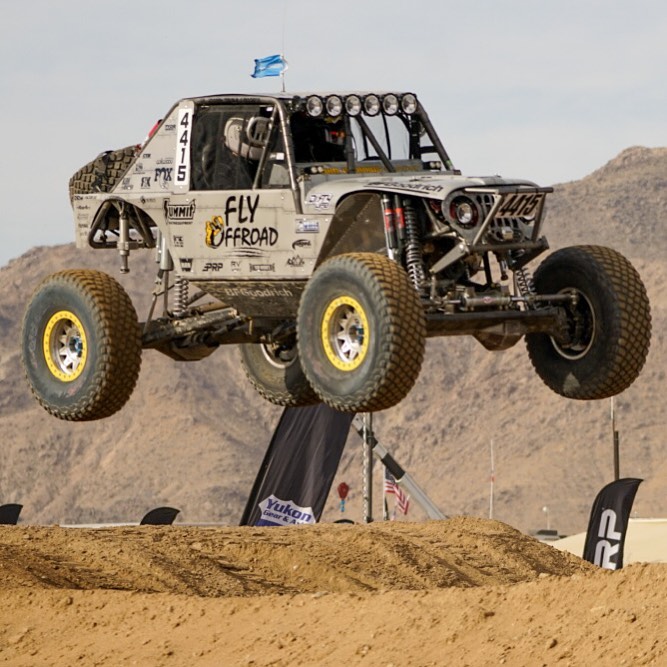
top-left (583, 478), bottom-right (642, 570)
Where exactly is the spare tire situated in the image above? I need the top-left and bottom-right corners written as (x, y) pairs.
top-left (69, 145), bottom-right (138, 202)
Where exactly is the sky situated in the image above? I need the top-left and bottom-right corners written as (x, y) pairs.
top-left (1, 0), bottom-right (665, 267)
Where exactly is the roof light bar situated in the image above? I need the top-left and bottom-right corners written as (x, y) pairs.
top-left (302, 93), bottom-right (418, 117)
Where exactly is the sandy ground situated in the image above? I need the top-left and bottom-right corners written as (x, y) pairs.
top-left (0, 517), bottom-right (665, 666)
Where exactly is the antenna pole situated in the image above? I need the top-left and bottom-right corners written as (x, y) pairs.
top-left (281, 0), bottom-right (288, 92)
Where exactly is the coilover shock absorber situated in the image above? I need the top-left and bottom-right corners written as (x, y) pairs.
top-left (402, 199), bottom-right (428, 293)
top-left (514, 266), bottom-right (537, 307)
top-left (172, 277), bottom-right (189, 317)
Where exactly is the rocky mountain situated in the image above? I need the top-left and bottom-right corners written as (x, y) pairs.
top-left (1, 146), bottom-right (665, 535)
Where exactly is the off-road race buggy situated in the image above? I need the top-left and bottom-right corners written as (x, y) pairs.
top-left (21, 91), bottom-right (651, 421)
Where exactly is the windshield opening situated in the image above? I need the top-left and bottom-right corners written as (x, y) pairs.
top-left (288, 105), bottom-right (447, 174)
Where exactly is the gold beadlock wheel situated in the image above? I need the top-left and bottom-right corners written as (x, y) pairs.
top-left (42, 310), bottom-right (88, 382)
top-left (297, 252), bottom-right (426, 413)
top-left (321, 295), bottom-right (370, 371)
top-left (21, 269), bottom-right (142, 421)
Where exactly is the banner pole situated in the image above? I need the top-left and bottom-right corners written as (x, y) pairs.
top-left (362, 413), bottom-right (374, 523)
top-left (351, 415), bottom-right (445, 520)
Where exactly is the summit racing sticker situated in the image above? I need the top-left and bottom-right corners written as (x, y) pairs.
top-left (256, 495), bottom-right (316, 526)
top-left (164, 199), bottom-right (196, 224)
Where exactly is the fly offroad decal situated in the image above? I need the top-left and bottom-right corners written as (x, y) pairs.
top-left (205, 194), bottom-right (278, 248)
top-left (256, 495), bottom-right (316, 527)
top-left (174, 106), bottom-right (192, 189)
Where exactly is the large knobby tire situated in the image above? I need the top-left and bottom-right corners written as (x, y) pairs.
top-left (297, 253), bottom-right (426, 412)
top-left (21, 270), bottom-right (142, 421)
top-left (68, 145), bottom-right (137, 202)
top-left (526, 245), bottom-right (651, 400)
top-left (240, 341), bottom-right (320, 407)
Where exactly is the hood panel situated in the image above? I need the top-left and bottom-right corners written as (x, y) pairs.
top-left (302, 173), bottom-right (539, 212)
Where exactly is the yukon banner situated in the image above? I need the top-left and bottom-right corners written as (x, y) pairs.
top-left (583, 478), bottom-right (642, 570)
top-left (240, 404), bottom-right (354, 527)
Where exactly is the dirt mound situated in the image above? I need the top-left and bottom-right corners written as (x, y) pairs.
top-left (1, 519), bottom-right (666, 666)
top-left (0, 518), bottom-right (589, 596)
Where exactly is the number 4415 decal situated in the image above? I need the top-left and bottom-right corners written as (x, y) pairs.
top-left (175, 107), bottom-right (191, 186)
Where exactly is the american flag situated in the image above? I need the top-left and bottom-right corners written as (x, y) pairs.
top-left (384, 467), bottom-right (410, 516)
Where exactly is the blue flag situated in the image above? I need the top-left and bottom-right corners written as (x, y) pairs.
top-left (251, 54), bottom-right (286, 78)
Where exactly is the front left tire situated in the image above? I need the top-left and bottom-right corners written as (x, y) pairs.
top-left (21, 269), bottom-right (142, 421)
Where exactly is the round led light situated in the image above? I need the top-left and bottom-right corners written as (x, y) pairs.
top-left (345, 95), bottom-right (362, 116)
top-left (382, 94), bottom-right (399, 115)
top-left (401, 93), bottom-right (418, 115)
top-left (306, 96), bottom-right (323, 117)
top-left (446, 196), bottom-right (479, 229)
top-left (363, 94), bottom-right (380, 116)
top-left (325, 95), bottom-right (343, 117)
top-left (456, 201), bottom-right (475, 225)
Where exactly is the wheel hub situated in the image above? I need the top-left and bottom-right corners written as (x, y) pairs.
top-left (260, 341), bottom-right (297, 369)
top-left (550, 289), bottom-right (596, 360)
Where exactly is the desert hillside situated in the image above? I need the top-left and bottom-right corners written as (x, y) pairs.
top-left (0, 146), bottom-right (665, 535)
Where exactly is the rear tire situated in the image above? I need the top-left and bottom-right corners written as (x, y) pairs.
top-left (297, 253), bottom-right (425, 412)
top-left (240, 341), bottom-right (319, 407)
top-left (526, 245), bottom-right (651, 399)
top-left (22, 270), bottom-right (142, 421)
